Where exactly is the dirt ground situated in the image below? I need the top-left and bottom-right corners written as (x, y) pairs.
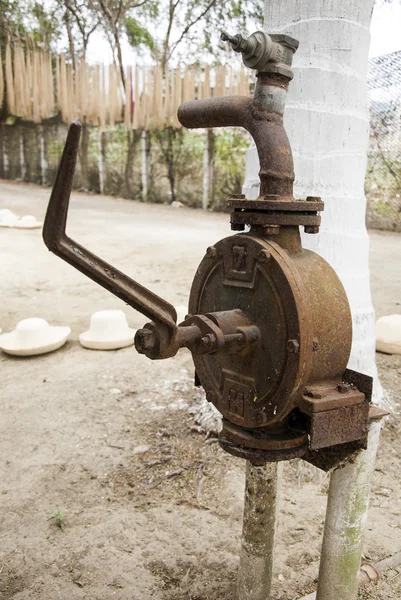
top-left (1, 180), bottom-right (400, 600)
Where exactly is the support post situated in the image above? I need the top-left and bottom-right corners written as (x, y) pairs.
top-left (316, 420), bottom-right (382, 600)
top-left (39, 125), bottom-right (48, 186)
top-left (98, 129), bottom-right (106, 195)
top-left (19, 130), bottom-right (26, 181)
top-left (237, 461), bottom-right (282, 600)
top-left (202, 128), bottom-right (214, 210)
top-left (1, 125), bottom-right (9, 178)
top-left (141, 129), bottom-right (149, 201)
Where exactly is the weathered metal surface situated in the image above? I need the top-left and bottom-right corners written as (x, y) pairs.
top-left (221, 30), bottom-right (298, 79)
top-left (43, 27), bottom-right (372, 462)
top-left (178, 76), bottom-right (296, 198)
top-left (228, 198), bottom-right (325, 212)
top-left (230, 211), bottom-right (321, 227)
top-left (308, 403), bottom-right (370, 450)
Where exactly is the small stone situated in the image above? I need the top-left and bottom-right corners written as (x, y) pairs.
top-left (132, 445), bottom-right (150, 455)
top-left (110, 388), bottom-right (122, 395)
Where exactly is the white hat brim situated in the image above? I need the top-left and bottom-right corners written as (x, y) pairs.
top-left (376, 340), bottom-right (401, 355)
top-left (0, 326), bottom-right (71, 356)
top-left (79, 328), bottom-right (136, 350)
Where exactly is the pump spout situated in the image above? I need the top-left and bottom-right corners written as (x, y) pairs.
top-left (178, 30), bottom-right (298, 199)
top-left (178, 73), bottom-right (295, 198)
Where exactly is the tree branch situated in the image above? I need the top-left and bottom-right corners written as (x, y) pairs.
top-left (169, 0), bottom-right (219, 57)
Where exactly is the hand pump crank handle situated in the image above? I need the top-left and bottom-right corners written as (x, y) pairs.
top-left (42, 121), bottom-right (177, 332)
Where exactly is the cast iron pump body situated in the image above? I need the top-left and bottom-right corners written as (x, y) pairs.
top-left (43, 30), bottom-right (376, 469)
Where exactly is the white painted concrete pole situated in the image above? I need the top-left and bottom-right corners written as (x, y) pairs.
top-left (316, 421), bottom-right (382, 600)
top-left (237, 461), bottom-right (282, 600)
top-left (246, 0), bottom-right (383, 405)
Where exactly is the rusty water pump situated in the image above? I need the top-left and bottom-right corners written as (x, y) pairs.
top-left (43, 30), bottom-right (377, 470)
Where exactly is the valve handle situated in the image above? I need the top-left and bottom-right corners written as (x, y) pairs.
top-left (43, 121), bottom-right (177, 332)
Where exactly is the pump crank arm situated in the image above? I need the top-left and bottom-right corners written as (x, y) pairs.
top-left (42, 121), bottom-right (177, 332)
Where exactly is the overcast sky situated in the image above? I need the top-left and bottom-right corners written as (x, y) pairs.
top-left (86, 1), bottom-right (401, 64)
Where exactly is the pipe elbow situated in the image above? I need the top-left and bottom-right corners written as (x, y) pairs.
top-left (178, 96), bottom-right (252, 130)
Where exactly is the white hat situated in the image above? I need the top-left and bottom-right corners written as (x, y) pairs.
top-left (376, 314), bottom-right (401, 355)
top-left (0, 318), bottom-right (71, 356)
top-left (15, 215), bottom-right (42, 229)
top-left (0, 209), bottom-right (14, 219)
top-left (0, 211), bottom-right (19, 227)
top-left (79, 310), bottom-right (136, 350)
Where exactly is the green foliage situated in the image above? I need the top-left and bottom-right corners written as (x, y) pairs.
top-left (0, 0), bottom-right (63, 49)
top-left (125, 16), bottom-right (155, 52)
top-left (213, 127), bottom-right (249, 208)
top-left (48, 510), bottom-right (65, 531)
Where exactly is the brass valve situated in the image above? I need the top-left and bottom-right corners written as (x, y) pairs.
top-left (43, 30), bottom-right (377, 470)
top-left (221, 30), bottom-right (298, 79)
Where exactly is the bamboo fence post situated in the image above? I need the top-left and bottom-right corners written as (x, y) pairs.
top-left (202, 129), bottom-right (214, 211)
top-left (141, 129), bottom-right (149, 201)
top-left (39, 125), bottom-right (47, 185)
top-left (1, 125), bottom-right (9, 178)
top-left (237, 461), bottom-right (282, 600)
top-left (315, 420), bottom-right (382, 600)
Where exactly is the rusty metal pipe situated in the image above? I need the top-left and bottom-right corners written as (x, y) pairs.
top-left (177, 75), bottom-right (295, 197)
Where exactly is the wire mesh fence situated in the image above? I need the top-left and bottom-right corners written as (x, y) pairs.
top-left (366, 50), bottom-right (401, 231)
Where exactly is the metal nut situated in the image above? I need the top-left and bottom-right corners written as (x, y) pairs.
top-left (135, 328), bottom-right (156, 353)
top-left (206, 246), bottom-right (217, 258)
top-left (258, 250), bottom-right (271, 263)
top-left (231, 223), bottom-right (245, 231)
top-left (337, 383), bottom-right (350, 394)
top-left (287, 339), bottom-right (300, 353)
top-left (201, 334), bottom-right (216, 349)
top-left (306, 196), bottom-right (321, 202)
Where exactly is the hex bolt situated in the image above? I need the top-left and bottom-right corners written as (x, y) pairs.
top-left (231, 223), bottom-right (246, 231)
top-left (231, 193), bottom-right (246, 199)
top-left (206, 246), bottom-right (217, 258)
top-left (306, 196), bottom-right (321, 202)
top-left (201, 333), bottom-right (216, 349)
top-left (258, 250), bottom-right (271, 263)
top-left (304, 225), bottom-right (320, 234)
top-left (287, 339), bottom-right (300, 353)
top-left (135, 328), bottom-right (156, 353)
top-left (337, 383), bottom-right (350, 394)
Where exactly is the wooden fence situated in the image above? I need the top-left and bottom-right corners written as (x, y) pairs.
top-left (0, 41), bottom-right (250, 129)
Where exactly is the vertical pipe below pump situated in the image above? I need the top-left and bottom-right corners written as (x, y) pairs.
top-left (237, 461), bottom-right (282, 600)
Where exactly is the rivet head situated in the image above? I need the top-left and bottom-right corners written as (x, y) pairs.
top-left (287, 339), bottom-right (300, 353)
top-left (206, 246), bottom-right (217, 258)
top-left (258, 249), bottom-right (271, 263)
top-left (312, 338), bottom-right (319, 352)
